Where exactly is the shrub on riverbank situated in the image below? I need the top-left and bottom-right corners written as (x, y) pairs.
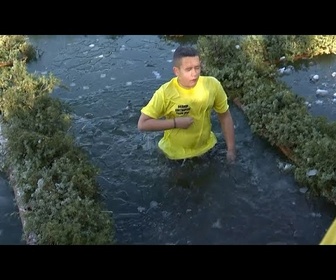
top-left (0, 35), bottom-right (115, 244)
top-left (198, 35), bottom-right (336, 204)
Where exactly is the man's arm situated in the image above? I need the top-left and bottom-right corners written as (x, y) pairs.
top-left (217, 109), bottom-right (236, 163)
top-left (138, 113), bottom-right (194, 132)
top-left (137, 113), bottom-right (175, 131)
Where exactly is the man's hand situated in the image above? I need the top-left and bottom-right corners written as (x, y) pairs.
top-left (175, 117), bottom-right (193, 129)
top-left (226, 149), bottom-right (236, 164)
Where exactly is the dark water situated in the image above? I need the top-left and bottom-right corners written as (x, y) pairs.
top-left (279, 54), bottom-right (336, 121)
top-left (0, 173), bottom-right (24, 244)
top-left (0, 35), bottom-right (335, 245)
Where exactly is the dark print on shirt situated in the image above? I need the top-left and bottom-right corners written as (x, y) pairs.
top-left (175, 104), bottom-right (191, 116)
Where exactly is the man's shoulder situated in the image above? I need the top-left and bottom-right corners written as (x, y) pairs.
top-left (160, 77), bottom-right (176, 89)
top-left (200, 76), bottom-right (222, 89)
top-left (156, 78), bottom-right (177, 95)
top-left (201, 76), bottom-right (220, 83)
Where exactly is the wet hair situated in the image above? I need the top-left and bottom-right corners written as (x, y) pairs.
top-left (173, 45), bottom-right (199, 67)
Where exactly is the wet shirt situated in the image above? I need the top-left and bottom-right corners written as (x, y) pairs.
top-left (141, 76), bottom-right (229, 160)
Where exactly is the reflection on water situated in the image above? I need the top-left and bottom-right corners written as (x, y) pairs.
top-left (0, 35), bottom-right (335, 244)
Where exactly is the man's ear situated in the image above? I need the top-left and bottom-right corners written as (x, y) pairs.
top-left (173, 66), bottom-right (179, 76)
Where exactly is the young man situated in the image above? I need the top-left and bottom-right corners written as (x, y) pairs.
top-left (137, 45), bottom-right (236, 164)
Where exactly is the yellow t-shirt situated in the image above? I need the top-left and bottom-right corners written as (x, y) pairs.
top-left (141, 76), bottom-right (229, 160)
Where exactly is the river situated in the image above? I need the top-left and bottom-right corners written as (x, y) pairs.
top-left (0, 35), bottom-right (335, 245)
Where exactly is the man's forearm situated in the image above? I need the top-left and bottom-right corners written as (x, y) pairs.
top-left (223, 123), bottom-right (235, 151)
top-left (218, 111), bottom-right (236, 151)
top-left (138, 118), bottom-right (175, 131)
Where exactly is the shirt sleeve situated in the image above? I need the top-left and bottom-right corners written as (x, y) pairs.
top-left (141, 87), bottom-right (166, 119)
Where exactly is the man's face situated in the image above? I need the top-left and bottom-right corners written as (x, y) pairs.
top-left (173, 56), bottom-right (201, 89)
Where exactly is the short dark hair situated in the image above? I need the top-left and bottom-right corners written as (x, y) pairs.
top-left (173, 45), bottom-right (199, 67)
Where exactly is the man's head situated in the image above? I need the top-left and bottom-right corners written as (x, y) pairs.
top-left (173, 45), bottom-right (201, 89)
